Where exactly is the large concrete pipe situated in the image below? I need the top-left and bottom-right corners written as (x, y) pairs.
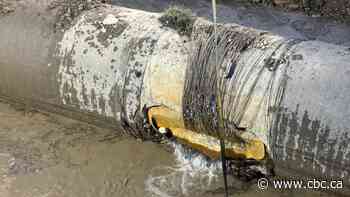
top-left (0, 0), bottom-right (350, 191)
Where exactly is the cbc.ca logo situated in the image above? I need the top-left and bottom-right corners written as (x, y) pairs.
top-left (257, 178), bottom-right (343, 190)
top-left (257, 178), bottom-right (269, 190)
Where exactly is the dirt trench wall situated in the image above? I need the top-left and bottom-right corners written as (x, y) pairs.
top-left (228, 0), bottom-right (350, 22)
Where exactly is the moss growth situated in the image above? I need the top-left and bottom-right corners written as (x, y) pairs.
top-left (159, 6), bottom-right (196, 36)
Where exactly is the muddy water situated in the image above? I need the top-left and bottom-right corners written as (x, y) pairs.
top-left (0, 101), bottom-right (337, 197)
top-left (0, 101), bottom-right (173, 197)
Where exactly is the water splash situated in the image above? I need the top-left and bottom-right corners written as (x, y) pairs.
top-left (145, 141), bottom-right (223, 197)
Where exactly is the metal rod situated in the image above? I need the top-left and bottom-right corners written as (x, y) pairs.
top-left (211, 1), bottom-right (229, 196)
top-left (220, 138), bottom-right (229, 197)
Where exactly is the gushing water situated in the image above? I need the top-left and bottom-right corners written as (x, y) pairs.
top-left (145, 141), bottom-right (223, 197)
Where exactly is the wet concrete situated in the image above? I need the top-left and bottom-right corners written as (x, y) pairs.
top-left (0, 100), bottom-right (341, 197)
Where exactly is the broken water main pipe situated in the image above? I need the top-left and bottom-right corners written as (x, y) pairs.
top-left (0, 1), bottom-right (350, 194)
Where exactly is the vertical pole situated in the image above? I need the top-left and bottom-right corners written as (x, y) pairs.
top-left (211, 1), bottom-right (229, 196)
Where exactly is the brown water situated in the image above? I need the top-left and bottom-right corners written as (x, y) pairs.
top-left (0, 101), bottom-right (337, 197)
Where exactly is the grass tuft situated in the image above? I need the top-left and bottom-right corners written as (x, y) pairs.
top-left (159, 6), bottom-right (196, 36)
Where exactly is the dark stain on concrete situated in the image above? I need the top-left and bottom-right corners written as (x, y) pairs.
top-left (96, 48), bottom-right (103, 56)
top-left (85, 35), bottom-right (95, 42)
top-left (62, 82), bottom-right (71, 104)
top-left (90, 89), bottom-right (97, 110)
top-left (95, 19), bottom-right (129, 48)
top-left (272, 105), bottom-right (350, 183)
top-left (108, 83), bottom-right (121, 119)
top-left (69, 81), bottom-right (80, 106)
top-left (82, 83), bottom-right (89, 106)
top-left (62, 46), bottom-right (77, 69)
top-left (93, 75), bottom-right (99, 84)
top-left (135, 71), bottom-right (142, 78)
top-left (98, 94), bottom-right (106, 115)
top-left (87, 41), bottom-right (98, 49)
top-left (118, 36), bottom-right (158, 136)
top-left (291, 54), bottom-right (303, 60)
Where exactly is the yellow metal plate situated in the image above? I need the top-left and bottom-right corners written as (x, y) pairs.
top-left (148, 106), bottom-right (265, 161)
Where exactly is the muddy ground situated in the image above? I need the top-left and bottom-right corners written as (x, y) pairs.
top-left (0, 100), bottom-right (174, 197)
top-left (0, 100), bottom-right (341, 197)
top-left (111, 0), bottom-right (350, 47)
top-left (0, 0), bottom-right (15, 15)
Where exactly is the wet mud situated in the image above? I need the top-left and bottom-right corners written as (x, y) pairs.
top-left (0, 0), bottom-right (14, 16)
top-left (0, 101), bottom-right (340, 197)
top-left (0, 101), bottom-right (173, 197)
